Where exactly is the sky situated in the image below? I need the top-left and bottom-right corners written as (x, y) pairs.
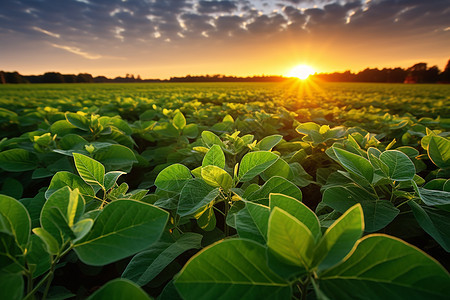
top-left (0, 0), bottom-right (449, 79)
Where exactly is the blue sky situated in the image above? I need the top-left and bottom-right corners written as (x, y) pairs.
top-left (1, 0), bottom-right (449, 78)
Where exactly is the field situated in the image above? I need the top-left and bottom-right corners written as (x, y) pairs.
top-left (0, 81), bottom-right (449, 299)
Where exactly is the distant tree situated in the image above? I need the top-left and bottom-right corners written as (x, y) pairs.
top-left (4, 71), bottom-right (28, 83)
top-left (76, 73), bottom-right (94, 83)
top-left (406, 63), bottom-right (427, 83)
top-left (440, 59), bottom-right (450, 82)
top-left (63, 74), bottom-right (77, 83)
top-left (0, 71), bottom-right (5, 84)
top-left (42, 72), bottom-right (64, 83)
top-left (424, 66), bottom-right (440, 83)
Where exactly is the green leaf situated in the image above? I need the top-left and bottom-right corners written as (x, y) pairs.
top-left (72, 218), bottom-right (94, 243)
top-left (257, 135), bottom-right (283, 151)
top-left (94, 144), bottom-right (137, 170)
top-left (0, 194), bottom-right (30, 249)
top-left (247, 176), bottom-right (302, 204)
top-left (235, 201), bottom-right (270, 244)
top-left (1, 178), bottom-right (23, 199)
top-left (318, 234), bottom-right (450, 300)
top-left (154, 164), bottom-right (192, 193)
top-left (25, 235), bottom-right (51, 278)
top-left (197, 204), bottom-right (216, 231)
top-left (409, 201), bottom-right (450, 252)
top-left (313, 204), bottom-right (364, 272)
top-left (0, 149), bottom-right (38, 172)
top-left (86, 279), bottom-right (151, 300)
top-left (238, 151), bottom-right (279, 182)
top-left (66, 112), bottom-right (90, 131)
top-left (183, 123), bottom-right (199, 139)
top-left (73, 153), bottom-right (105, 187)
top-left (178, 179), bottom-right (220, 217)
top-left (104, 171), bottom-right (126, 191)
top-left (202, 144), bottom-right (225, 168)
top-left (0, 272), bottom-right (23, 300)
top-left (269, 193), bottom-right (321, 242)
top-left (123, 233), bottom-right (202, 286)
top-left (323, 185), bottom-right (398, 232)
top-left (32, 227), bottom-right (59, 255)
top-left (40, 187), bottom-right (84, 245)
top-left (416, 186), bottom-right (450, 208)
top-left (332, 147), bottom-right (374, 183)
top-left (174, 239), bottom-right (291, 299)
top-left (379, 150), bottom-right (416, 181)
top-left (201, 131), bottom-right (224, 148)
top-left (267, 207), bottom-right (315, 268)
top-left (173, 111), bottom-right (186, 130)
top-left (201, 166), bottom-right (232, 190)
top-left (74, 200), bottom-right (168, 266)
top-left (262, 158), bottom-right (291, 180)
top-left (46, 171), bottom-right (94, 201)
top-left (428, 136), bottom-right (450, 169)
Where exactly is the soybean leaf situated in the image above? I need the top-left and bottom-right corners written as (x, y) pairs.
top-left (247, 176), bottom-right (302, 205)
top-left (201, 166), bottom-right (232, 190)
top-left (235, 201), bottom-right (270, 244)
top-left (86, 279), bottom-right (150, 300)
top-left (238, 151), bottom-right (278, 182)
top-left (201, 131), bottom-right (224, 148)
top-left (74, 200), bottom-right (168, 266)
top-left (0, 272), bottom-right (23, 300)
top-left (262, 158), bottom-right (291, 180)
top-left (183, 124), bottom-right (198, 139)
top-left (45, 171), bottom-right (94, 201)
top-left (154, 164), bottom-right (192, 193)
top-left (178, 179), bottom-right (220, 217)
top-left (318, 234), bottom-right (450, 300)
top-left (0, 194), bottom-right (30, 250)
top-left (379, 150), bottom-right (416, 181)
top-left (173, 111), bottom-right (186, 130)
top-left (416, 185), bottom-right (450, 208)
top-left (123, 233), bottom-right (202, 286)
top-left (174, 239), bottom-right (291, 299)
top-left (32, 227), bottom-right (59, 255)
top-left (202, 144), bottom-right (225, 168)
top-left (66, 112), bottom-right (90, 131)
top-left (428, 136), bottom-right (450, 169)
top-left (0, 149), bottom-right (38, 172)
top-left (313, 204), bottom-right (364, 272)
top-left (323, 185), bottom-right (398, 232)
top-left (104, 171), bottom-right (126, 191)
top-left (332, 147), bottom-right (373, 183)
top-left (269, 193), bottom-right (321, 242)
top-left (256, 135), bottom-right (283, 151)
top-left (409, 201), bottom-right (450, 252)
top-left (73, 153), bottom-right (105, 187)
top-left (94, 144), bottom-right (137, 171)
top-left (267, 207), bottom-right (315, 269)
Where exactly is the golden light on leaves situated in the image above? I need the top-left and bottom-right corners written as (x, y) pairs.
top-left (286, 65), bottom-right (315, 80)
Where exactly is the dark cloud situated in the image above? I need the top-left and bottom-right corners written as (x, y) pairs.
top-left (197, 1), bottom-right (237, 14)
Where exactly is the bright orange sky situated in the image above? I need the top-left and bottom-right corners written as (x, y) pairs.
top-left (1, 0), bottom-right (449, 79)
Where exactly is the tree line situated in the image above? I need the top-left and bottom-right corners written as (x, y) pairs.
top-left (1, 59), bottom-right (449, 84)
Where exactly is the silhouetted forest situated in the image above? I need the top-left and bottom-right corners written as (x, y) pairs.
top-left (1, 59), bottom-right (449, 84)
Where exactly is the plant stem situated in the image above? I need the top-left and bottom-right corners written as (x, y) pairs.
top-left (301, 276), bottom-right (311, 300)
top-left (41, 270), bottom-right (54, 300)
top-left (23, 269), bottom-right (53, 300)
top-left (224, 196), bottom-right (230, 237)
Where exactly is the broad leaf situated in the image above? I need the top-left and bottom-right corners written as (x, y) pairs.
top-left (73, 153), bottom-right (105, 187)
top-left (379, 150), bottom-right (416, 181)
top-left (175, 239), bottom-right (291, 299)
top-left (66, 112), bottom-right (90, 131)
top-left (313, 204), bottom-right (364, 272)
top-left (0, 272), bottom-right (23, 300)
top-left (318, 234), bottom-right (450, 299)
top-left (409, 201), bottom-right (450, 252)
top-left (45, 171), bottom-right (94, 200)
top-left (154, 164), bottom-right (192, 193)
top-left (269, 193), bottom-right (321, 242)
top-left (104, 171), bottom-right (126, 191)
top-left (428, 136), bottom-right (450, 169)
top-left (257, 135), bottom-right (283, 151)
top-left (74, 200), bottom-right (168, 265)
top-left (247, 176), bottom-right (302, 205)
top-left (202, 144), bottom-right (225, 168)
top-left (201, 166), bottom-right (232, 190)
top-left (238, 151), bottom-right (278, 182)
top-left (267, 207), bottom-right (315, 268)
top-left (173, 111), bottom-right (186, 130)
top-left (235, 201), bottom-right (270, 244)
top-left (122, 233), bottom-right (203, 286)
top-left (0, 149), bottom-right (38, 172)
top-left (178, 179), bottom-right (220, 217)
top-left (332, 147), bottom-right (373, 183)
top-left (87, 279), bottom-right (150, 300)
top-left (0, 194), bottom-right (30, 250)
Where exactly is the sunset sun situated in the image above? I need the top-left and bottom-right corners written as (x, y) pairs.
top-left (287, 64), bottom-right (315, 80)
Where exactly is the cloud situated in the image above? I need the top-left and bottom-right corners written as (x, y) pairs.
top-left (51, 43), bottom-right (102, 59)
top-left (32, 27), bottom-right (60, 38)
top-left (197, 1), bottom-right (238, 14)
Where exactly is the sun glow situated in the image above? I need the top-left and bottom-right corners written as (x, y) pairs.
top-left (287, 64), bottom-right (315, 80)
